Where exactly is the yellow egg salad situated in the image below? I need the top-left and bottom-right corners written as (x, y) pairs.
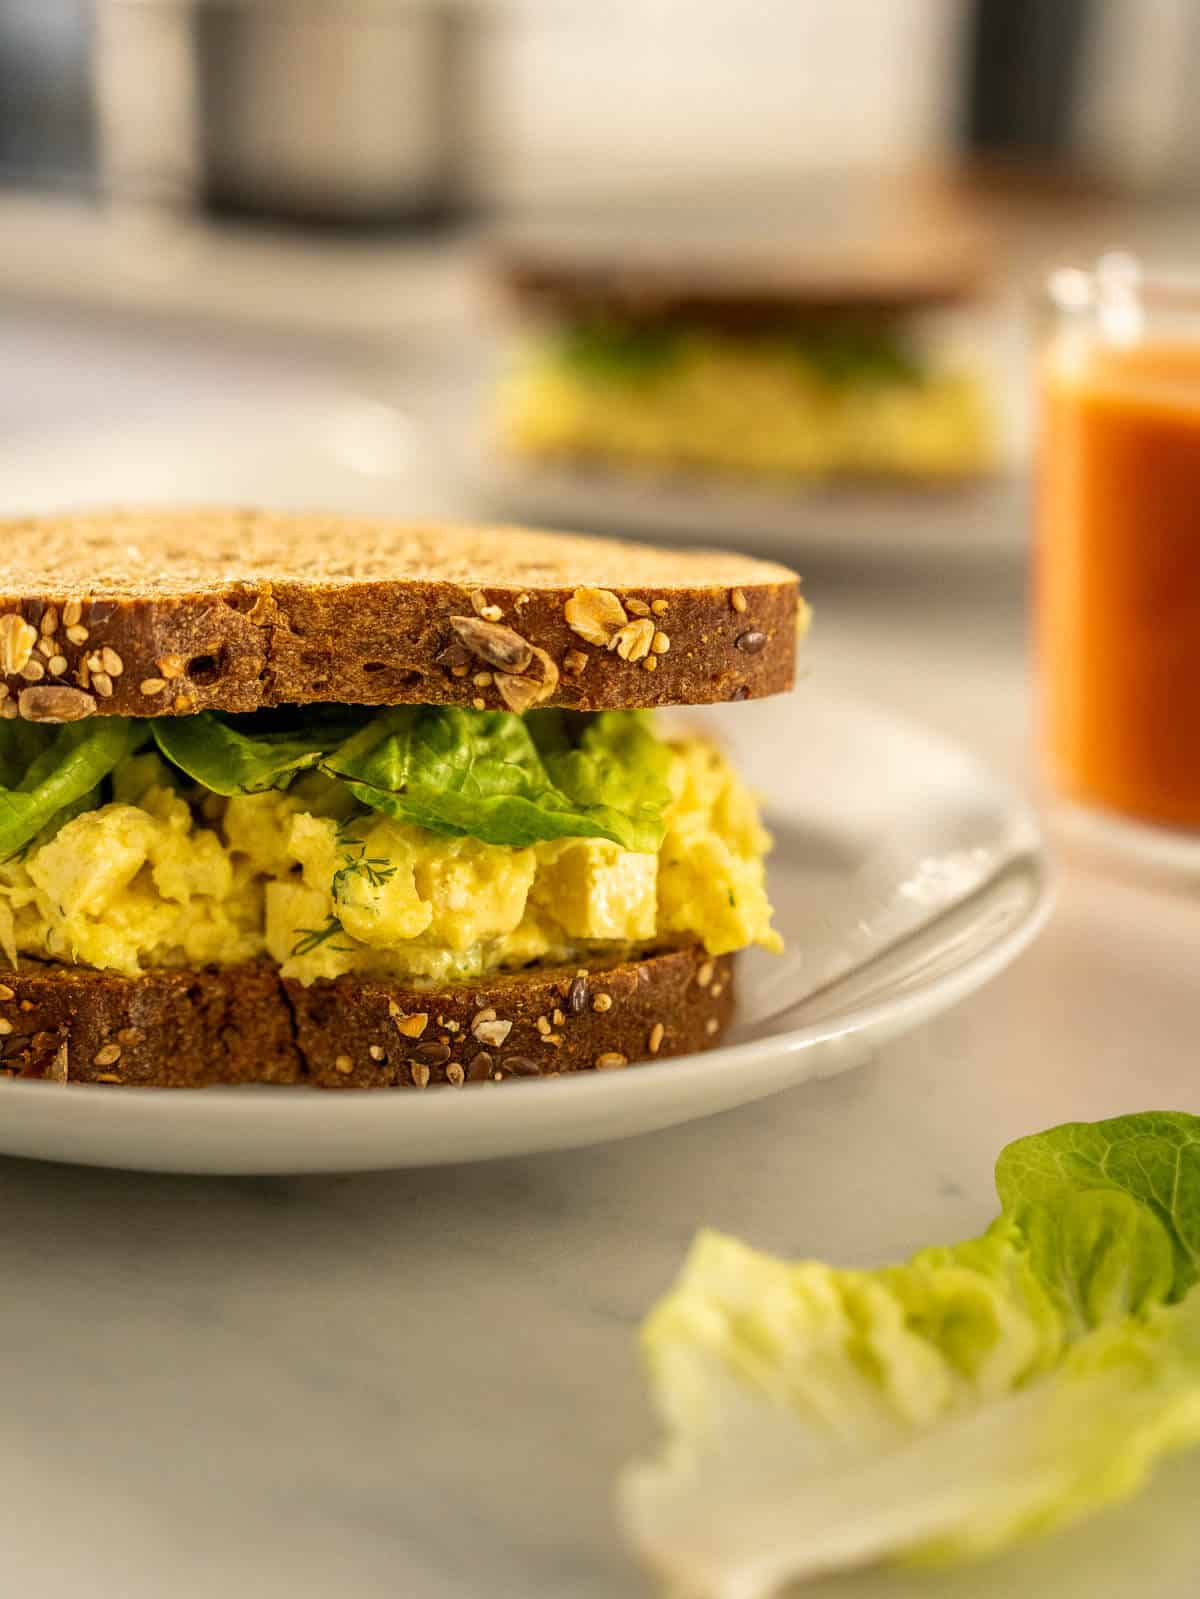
top-left (499, 320), bottom-right (993, 481)
top-left (0, 708), bottom-right (779, 986)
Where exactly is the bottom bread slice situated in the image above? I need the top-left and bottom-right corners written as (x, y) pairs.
top-left (0, 945), bottom-right (736, 1088)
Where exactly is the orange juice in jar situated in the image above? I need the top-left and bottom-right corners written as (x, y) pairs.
top-left (1038, 258), bottom-right (1200, 830)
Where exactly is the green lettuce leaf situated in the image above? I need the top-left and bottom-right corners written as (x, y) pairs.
top-left (782, 322), bottom-right (924, 387)
top-left (0, 720), bottom-right (52, 789)
top-left (323, 706), bottom-right (670, 851)
top-left (997, 1111), bottom-right (1200, 1300)
top-left (555, 319), bottom-right (685, 384)
top-left (5, 703), bottom-right (673, 859)
top-left (621, 1113), bottom-right (1200, 1596)
top-left (151, 706), bottom-right (372, 796)
top-left (0, 718), bottom-right (145, 861)
top-left (551, 317), bottom-right (924, 389)
top-left (530, 708), bottom-right (672, 821)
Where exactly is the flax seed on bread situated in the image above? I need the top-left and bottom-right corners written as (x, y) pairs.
top-left (0, 509), bottom-right (801, 720)
top-left (0, 945), bottom-right (735, 1088)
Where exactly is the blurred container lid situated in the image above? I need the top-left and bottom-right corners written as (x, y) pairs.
top-left (94, 0), bottom-right (487, 225)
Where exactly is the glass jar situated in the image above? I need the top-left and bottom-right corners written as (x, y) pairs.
top-left (1037, 255), bottom-right (1200, 831)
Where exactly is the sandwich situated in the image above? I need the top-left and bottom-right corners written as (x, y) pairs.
top-left (0, 509), bottom-right (802, 1088)
top-left (488, 216), bottom-right (994, 484)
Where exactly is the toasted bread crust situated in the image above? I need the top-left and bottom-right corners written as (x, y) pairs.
top-left (0, 945), bottom-right (735, 1089)
top-left (0, 510), bottom-right (799, 718)
top-left (488, 225), bottom-right (988, 326)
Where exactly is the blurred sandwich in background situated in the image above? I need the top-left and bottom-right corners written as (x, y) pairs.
top-left (486, 194), bottom-right (997, 487)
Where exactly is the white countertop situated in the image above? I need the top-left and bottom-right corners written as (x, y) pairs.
top-left (3, 304), bottom-right (1199, 1599)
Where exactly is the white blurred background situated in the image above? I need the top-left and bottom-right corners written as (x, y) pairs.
top-left (8, 1), bottom-right (1200, 204)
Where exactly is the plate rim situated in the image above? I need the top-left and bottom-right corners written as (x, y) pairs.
top-left (470, 446), bottom-right (1026, 562)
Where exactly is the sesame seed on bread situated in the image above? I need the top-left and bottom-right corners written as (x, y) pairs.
top-left (0, 944), bottom-right (736, 1088)
top-left (0, 508), bottom-right (801, 720)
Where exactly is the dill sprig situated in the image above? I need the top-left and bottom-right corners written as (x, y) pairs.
top-left (290, 822), bottom-right (399, 959)
top-left (331, 824), bottom-right (398, 900)
top-left (290, 917), bottom-right (354, 958)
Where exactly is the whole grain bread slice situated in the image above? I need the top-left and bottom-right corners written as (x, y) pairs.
top-left (0, 509), bottom-right (801, 721)
top-left (0, 944), bottom-right (735, 1089)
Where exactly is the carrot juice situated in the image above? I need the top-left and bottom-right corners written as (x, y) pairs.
top-left (1039, 319), bottom-right (1200, 828)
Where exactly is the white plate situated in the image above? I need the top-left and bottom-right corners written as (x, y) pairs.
top-left (0, 689), bottom-right (1050, 1175)
top-left (474, 450), bottom-right (1026, 563)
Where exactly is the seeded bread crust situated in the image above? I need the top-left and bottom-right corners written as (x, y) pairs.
top-left (0, 945), bottom-right (735, 1089)
top-left (0, 510), bottom-right (800, 721)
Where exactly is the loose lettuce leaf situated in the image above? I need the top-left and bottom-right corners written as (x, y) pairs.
top-left (323, 706), bottom-right (670, 851)
top-left (0, 718), bottom-right (145, 860)
top-left (997, 1111), bottom-right (1200, 1299)
top-left (1011, 1189), bottom-right (1176, 1338)
top-left (151, 706), bottom-right (371, 796)
top-left (621, 1113), bottom-right (1200, 1596)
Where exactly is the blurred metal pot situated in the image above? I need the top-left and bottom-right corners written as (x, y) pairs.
top-left (95, 0), bottom-right (474, 224)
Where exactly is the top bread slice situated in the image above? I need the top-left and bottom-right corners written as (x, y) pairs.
top-left (487, 209), bottom-right (988, 327)
top-left (0, 509), bottom-right (801, 720)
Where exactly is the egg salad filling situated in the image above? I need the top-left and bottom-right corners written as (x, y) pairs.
top-left (0, 706), bottom-right (778, 986)
top-left (498, 318), bottom-right (993, 481)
